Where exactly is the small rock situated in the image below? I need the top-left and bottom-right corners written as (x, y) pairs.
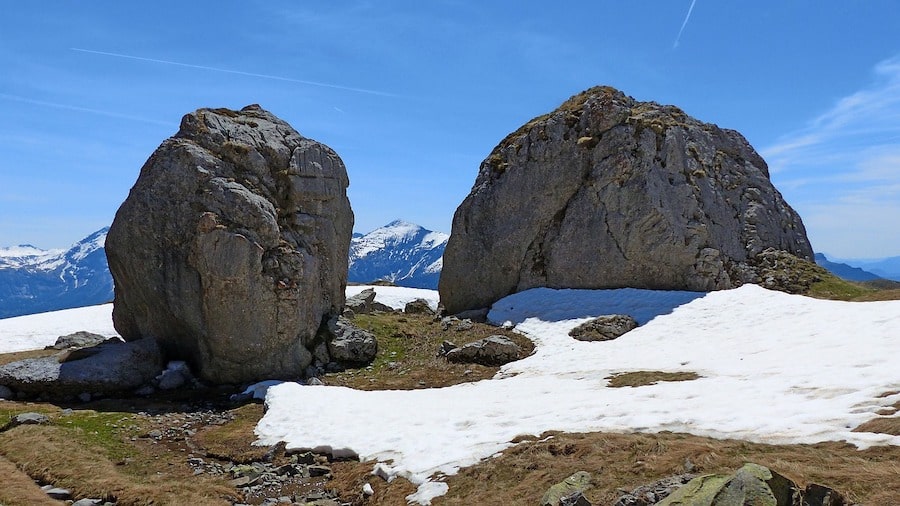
top-left (445, 335), bottom-right (521, 366)
top-left (72, 499), bottom-right (104, 506)
top-left (561, 491), bottom-right (592, 506)
top-left (156, 360), bottom-right (193, 390)
top-left (307, 377), bottom-right (325, 386)
top-left (308, 464), bottom-right (332, 477)
top-left (45, 331), bottom-right (110, 350)
top-left (404, 298), bottom-right (435, 315)
top-left (362, 483), bottom-right (375, 496)
top-left (541, 471), bottom-right (592, 506)
top-left (42, 486), bottom-right (72, 500)
top-left (454, 319), bottom-right (474, 331)
top-left (325, 317), bottom-right (378, 365)
top-left (437, 340), bottom-right (458, 357)
top-left (1, 412), bottom-right (50, 432)
top-left (569, 315), bottom-right (638, 342)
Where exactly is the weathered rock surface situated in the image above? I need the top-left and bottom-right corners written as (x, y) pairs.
top-left (614, 473), bottom-right (696, 506)
top-left (403, 298), bottom-right (435, 316)
top-left (0, 412), bottom-right (50, 432)
top-left (324, 317), bottom-right (378, 365)
top-left (440, 86), bottom-right (813, 313)
top-left (541, 471), bottom-right (593, 506)
top-left (45, 331), bottom-right (109, 350)
top-left (106, 105), bottom-right (353, 384)
top-left (0, 338), bottom-right (163, 397)
top-left (445, 335), bottom-right (521, 366)
top-left (656, 463), bottom-right (846, 506)
top-left (344, 288), bottom-right (392, 315)
top-left (569, 314), bottom-right (638, 341)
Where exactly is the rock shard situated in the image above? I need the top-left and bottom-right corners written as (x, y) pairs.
top-left (106, 105), bottom-right (353, 384)
top-left (440, 86), bottom-right (813, 313)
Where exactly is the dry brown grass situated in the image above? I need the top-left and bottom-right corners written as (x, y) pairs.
top-left (194, 403), bottom-right (268, 463)
top-left (606, 370), bottom-right (701, 388)
top-left (0, 454), bottom-right (60, 506)
top-left (0, 347), bottom-right (58, 367)
top-left (0, 421), bottom-right (237, 505)
top-left (854, 416), bottom-right (900, 436)
top-left (431, 431), bottom-right (900, 506)
top-left (323, 312), bottom-right (534, 390)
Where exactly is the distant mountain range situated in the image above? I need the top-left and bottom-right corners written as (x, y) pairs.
top-left (348, 220), bottom-right (448, 289)
top-left (0, 220), bottom-right (448, 319)
top-left (0, 228), bottom-right (113, 319)
top-left (813, 253), bottom-right (883, 282)
top-left (3, 223), bottom-right (896, 320)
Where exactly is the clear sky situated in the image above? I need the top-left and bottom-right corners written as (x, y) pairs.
top-left (2, 1), bottom-right (899, 259)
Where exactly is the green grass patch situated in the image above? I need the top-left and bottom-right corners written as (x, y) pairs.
top-left (56, 410), bottom-right (140, 462)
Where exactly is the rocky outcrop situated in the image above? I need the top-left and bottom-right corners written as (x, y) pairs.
top-left (0, 338), bottom-right (163, 397)
top-left (569, 315), bottom-right (638, 341)
top-left (440, 86), bottom-right (813, 313)
top-left (444, 335), bottom-right (522, 366)
top-left (106, 105), bottom-right (353, 384)
top-left (656, 463), bottom-right (846, 506)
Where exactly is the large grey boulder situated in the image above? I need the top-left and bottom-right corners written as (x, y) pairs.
top-left (439, 86), bottom-right (813, 313)
top-left (0, 338), bottom-right (163, 397)
top-left (106, 105), bottom-right (353, 384)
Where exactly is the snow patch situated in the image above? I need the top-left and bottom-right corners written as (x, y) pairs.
top-left (257, 285), bottom-right (900, 503)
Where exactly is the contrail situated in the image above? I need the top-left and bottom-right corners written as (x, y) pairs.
top-left (70, 48), bottom-right (396, 97)
top-left (0, 93), bottom-right (175, 127)
top-left (673, 0), bottom-right (697, 48)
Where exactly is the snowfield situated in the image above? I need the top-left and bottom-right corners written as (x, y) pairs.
top-left (256, 285), bottom-right (900, 504)
top-left (0, 303), bottom-right (118, 353)
top-left (2, 285), bottom-right (899, 504)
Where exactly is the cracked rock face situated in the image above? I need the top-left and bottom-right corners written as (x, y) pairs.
top-left (440, 86), bottom-right (812, 313)
top-left (106, 105), bottom-right (353, 384)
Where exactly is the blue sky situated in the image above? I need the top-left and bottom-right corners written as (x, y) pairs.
top-left (2, 1), bottom-right (899, 259)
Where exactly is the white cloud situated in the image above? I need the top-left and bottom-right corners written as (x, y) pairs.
top-left (761, 55), bottom-right (900, 257)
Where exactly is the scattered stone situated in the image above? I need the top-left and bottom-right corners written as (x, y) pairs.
top-left (45, 331), bottom-right (110, 350)
top-left (308, 464), bottom-right (332, 477)
top-left (561, 491), bottom-right (592, 506)
top-left (404, 298), bottom-right (435, 315)
top-left (655, 463), bottom-right (821, 505)
top-left (569, 315), bottom-right (639, 342)
top-left (325, 316), bottom-right (378, 365)
top-left (445, 335), bottom-right (521, 366)
top-left (541, 471), bottom-right (593, 506)
top-left (156, 361), bottom-right (194, 390)
top-left (1, 412), bottom-right (50, 432)
top-left (440, 85), bottom-right (813, 313)
top-left (106, 104), bottom-right (353, 384)
top-left (454, 319), bottom-right (474, 332)
top-left (0, 338), bottom-right (163, 397)
top-left (613, 473), bottom-right (696, 506)
top-left (41, 485), bottom-right (72, 500)
top-left (345, 288), bottom-right (393, 315)
top-left (437, 340), bottom-right (458, 357)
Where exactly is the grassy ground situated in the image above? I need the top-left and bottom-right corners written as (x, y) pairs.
top-left (1, 288), bottom-right (899, 505)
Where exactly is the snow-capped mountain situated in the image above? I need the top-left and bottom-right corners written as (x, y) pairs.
top-left (0, 221), bottom-right (447, 318)
top-left (348, 220), bottom-right (448, 289)
top-left (0, 228), bottom-right (114, 319)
